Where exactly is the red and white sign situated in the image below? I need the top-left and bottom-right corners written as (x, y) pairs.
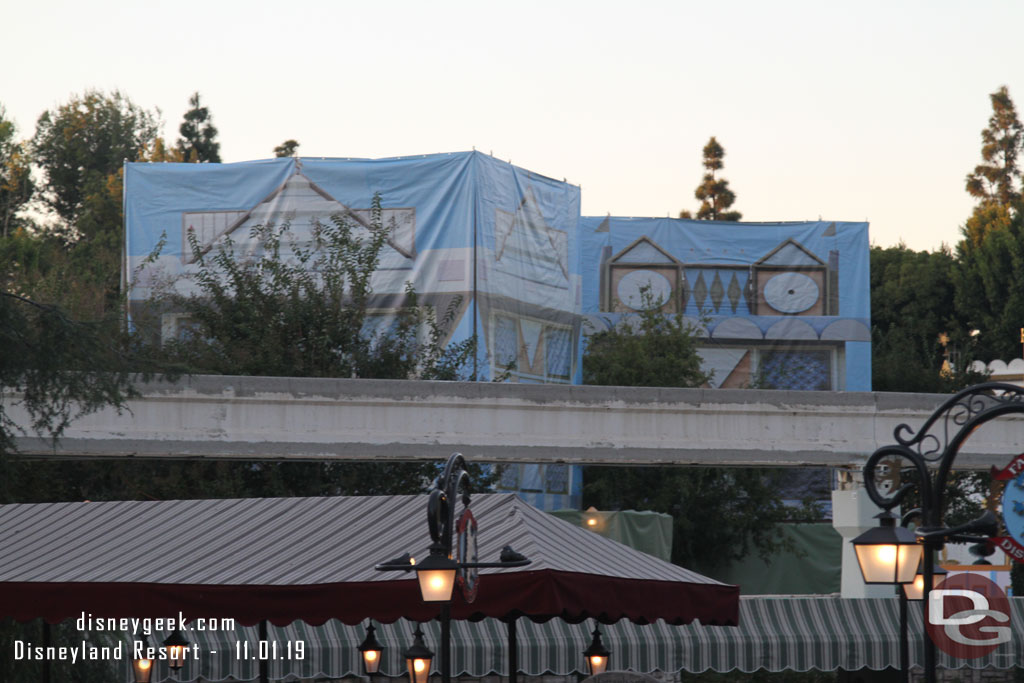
top-left (926, 573), bottom-right (1011, 659)
top-left (455, 508), bottom-right (479, 603)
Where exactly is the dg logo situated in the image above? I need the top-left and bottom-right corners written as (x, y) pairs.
top-left (926, 573), bottom-right (1012, 658)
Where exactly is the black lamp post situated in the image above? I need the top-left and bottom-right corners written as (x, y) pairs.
top-left (855, 382), bottom-right (1016, 683)
top-left (890, 509), bottom-right (946, 683)
top-left (359, 622), bottom-right (385, 678)
top-left (376, 453), bottom-right (531, 683)
top-left (583, 625), bottom-right (611, 676)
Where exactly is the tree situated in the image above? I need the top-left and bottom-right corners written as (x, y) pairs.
top-left (583, 464), bottom-right (804, 572)
top-left (871, 244), bottom-right (984, 392)
top-left (679, 136), bottom-right (742, 221)
top-left (274, 139), bottom-right (300, 157)
top-left (31, 90), bottom-right (159, 228)
top-left (148, 194), bottom-right (474, 380)
top-left (965, 86), bottom-right (1022, 207)
top-left (953, 88), bottom-right (1024, 361)
top-left (952, 205), bottom-right (1024, 361)
top-left (582, 287), bottom-right (804, 572)
top-left (0, 289), bottom-right (152, 498)
top-left (0, 192), bottom-right (489, 520)
top-left (128, 194), bottom-right (483, 504)
top-left (584, 286), bottom-right (710, 387)
top-left (176, 92), bottom-right (221, 163)
top-left (0, 105), bottom-right (33, 238)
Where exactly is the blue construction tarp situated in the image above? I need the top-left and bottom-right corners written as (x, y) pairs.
top-left (125, 152), bottom-right (583, 386)
top-left (580, 216), bottom-right (871, 390)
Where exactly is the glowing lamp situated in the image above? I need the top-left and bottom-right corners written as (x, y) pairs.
top-left (131, 652), bottom-right (154, 683)
top-left (403, 625), bottom-right (434, 683)
top-left (415, 553), bottom-right (458, 603)
top-left (583, 627), bottom-right (611, 676)
top-left (358, 623), bottom-right (385, 674)
top-left (902, 562), bottom-right (948, 601)
top-left (851, 512), bottom-right (923, 584)
top-left (162, 629), bottom-right (190, 671)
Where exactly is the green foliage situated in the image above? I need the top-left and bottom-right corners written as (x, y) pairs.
top-left (0, 289), bottom-right (156, 499)
top-left (0, 104), bottom-right (33, 238)
top-left (0, 457), bottom-right (460, 503)
top-left (965, 86), bottom-right (1022, 207)
top-left (274, 139), bottom-right (300, 157)
top-left (176, 91), bottom-right (221, 163)
top-left (31, 90), bottom-right (158, 228)
top-left (583, 465), bottom-right (805, 572)
top-left (871, 244), bottom-right (985, 392)
top-left (148, 194), bottom-right (475, 381)
top-left (951, 87), bottom-right (1024, 362)
top-left (583, 287), bottom-right (711, 387)
top-left (952, 202), bottom-right (1024, 361)
top-left (581, 287), bottom-right (807, 571)
top-left (681, 136), bottom-right (742, 221)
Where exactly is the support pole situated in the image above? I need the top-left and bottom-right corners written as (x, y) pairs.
top-left (898, 588), bottom-right (908, 683)
top-left (923, 540), bottom-right (937, 683)
top-left (441, 606), bottom-right (451, 683)
top-left (508, 618), bottom-right (518, 683)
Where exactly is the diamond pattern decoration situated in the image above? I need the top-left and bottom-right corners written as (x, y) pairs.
top-left (760, 351), bottom-right (830, 390)
top-left (545, 464), bottom-right (570, 494)
top-left (709, 271), bottom-right (725, 313)
top-left (727, 273), bottom-right (742, 313)
top-left (498, 465), bottom-right (519, 490)
top-left (692, 272), bottom-right (708, 312)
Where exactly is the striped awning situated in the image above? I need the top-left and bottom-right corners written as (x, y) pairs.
top-left (110, 596), bottom-right (1024, 681)
top-left (0, 493), bottom-right (736, 626)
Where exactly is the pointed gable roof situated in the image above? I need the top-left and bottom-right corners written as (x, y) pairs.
top-left (186, 167), bottom-right (415, 264)
top-left (609, 236), bottom-right (680, 265)
top-left (754, 238), bottom-right (825, 268)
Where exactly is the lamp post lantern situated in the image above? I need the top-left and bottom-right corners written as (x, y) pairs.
top-left (856, 382), bottom-right (1018, 683)
top-left (162, 628), bottom-right (190, 674)
top-left (583, 626), bottom-right (611, 676)
top-left (415, 553), bottom-right (459, 603)
top-left (403, 624), bottom-right (434, 683)
top-left (131, 634), bottom-right (155, 683)
top-left (903, 561), bottom-right (947, 603)
top-left (359, 622), bottom-right (385, 676)
top-left (850, 511), bottom-right (923, 584)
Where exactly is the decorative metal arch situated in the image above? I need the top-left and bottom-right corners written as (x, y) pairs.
top-left (863, 382), bottom-right (1024, 527)
top-left (860, 381), bottom-right (1024, 683)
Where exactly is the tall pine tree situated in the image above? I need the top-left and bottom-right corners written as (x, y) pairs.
top-left (965, 86), bottom-right (1022, 207)
top-left (953, 87), bottom-right (1024, 361)
top-left (680, 136), bottom-right (742, 221)
top-left (177, 92), bottom-right (221, 163)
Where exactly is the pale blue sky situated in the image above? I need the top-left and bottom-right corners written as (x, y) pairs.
top-left (3, 0), bottom-right (1021, 251)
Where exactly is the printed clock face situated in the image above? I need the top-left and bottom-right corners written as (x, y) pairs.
top-left (617, 270), bottom-right (672, 310)
top-left (763, 272), bottom-right (819, 313)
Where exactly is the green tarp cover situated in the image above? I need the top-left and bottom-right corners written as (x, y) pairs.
top-left (709, 523), bottom-right (842, 595)
top-left (550, 509), bottom-right (673, 561)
